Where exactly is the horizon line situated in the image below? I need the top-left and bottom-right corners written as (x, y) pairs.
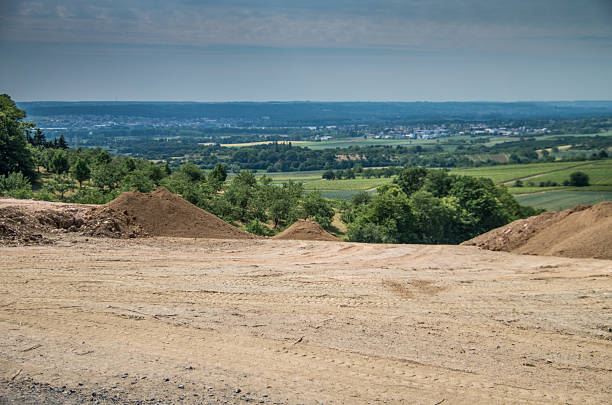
top-left (16, 99), bottom-right (612, 104)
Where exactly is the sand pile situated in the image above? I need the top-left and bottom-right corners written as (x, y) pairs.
top-left (273, 219), bottom-right (341, 241)
top-left (84, 188), bottom-right (253, 239)
top-left (463, 202), bottom-right (612, 259)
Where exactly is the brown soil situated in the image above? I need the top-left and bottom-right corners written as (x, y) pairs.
top-left (463, 201), bottom-right (612, 259)
top-left (0, 203), bottom-right (90, 245)
top-left (273, 219), bottom-right (341, 241)
top-left (1, 237), bottom-right (611, 403)
top-left (83, 188), bottom-right (254, 239)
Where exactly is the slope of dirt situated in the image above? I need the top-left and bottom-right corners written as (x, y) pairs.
top-left (273, 219), bottom-right (341, 241)
top-left (1, 238), bottom-right (611, 403)
top-left (85, 187), bottom-right (253, 239)
top-left (463, 202), bottom-right (612, 259)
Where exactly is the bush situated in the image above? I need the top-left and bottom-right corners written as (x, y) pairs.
top-left (568, 171), bottom-right (589, 187)
top-left (245, 219), bottom-right (274, 237)
top-left (0, 172), bottom-right (32, 199)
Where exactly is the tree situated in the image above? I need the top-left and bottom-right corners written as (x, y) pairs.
top-left (395, 167), bottom-right (428, 195)
top-left (322, 170), bottom-right (336, 180)
top-left (55, 134), bottom-right (69, 149)
top-left (46, 174), bottom-right (75, 201)
top-left (31, 128), bottom-right (47, 147)
top-left (568, 171), bottom-right (589, 187)
top-left (71, 159), bottom-right (91, 188)
top-left (0, 94), bottom-right (36, 180)
top-left (351, 191), bottom-right (371, 206)
top-left (209, 163), bottom-right (228, 183)
top-left (302, 191), bottom-right (334, 229)
top-left (49, 149), bottom-right (70, 174)
top-left (347, 186), bottom-right (416, 244)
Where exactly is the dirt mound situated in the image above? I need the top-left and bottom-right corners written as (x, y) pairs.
top-left (273, 219), bottom-right (341, 242)
top-left (463, 202), bottom-right (612, 259)
top-left (85, 188), bottom-right (253, 239)
top-left (0, 207), bottom-right (46, 244)
top-left (0, 205), bottom-right (89, 245)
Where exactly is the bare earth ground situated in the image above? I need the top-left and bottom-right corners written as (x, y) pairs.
top-left (1, 236), bottom-right (611, 404)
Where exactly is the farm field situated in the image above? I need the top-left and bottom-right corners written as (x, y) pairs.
top-left (1, 236), bottom-right (611, 403)
top-left (450, 161), bottom-right (606, 184)
top-left (259, 160), bottom-right (612, 209)
top-left (515, 190), bottom-right (612, 211)
top-left (222, 131), bottom-right (612, 151)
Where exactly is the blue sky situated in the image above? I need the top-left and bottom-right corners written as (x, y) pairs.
top-left (1, 0), bottom-right (611, 101)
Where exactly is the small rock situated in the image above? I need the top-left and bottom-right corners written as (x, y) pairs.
top-left (235, 388), bottom-right (242, 394)
top-left (178, 384), bottom-right (184, 389)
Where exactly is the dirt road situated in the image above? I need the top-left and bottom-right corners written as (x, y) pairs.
top-left (1, 236), bottom-right (611, 404)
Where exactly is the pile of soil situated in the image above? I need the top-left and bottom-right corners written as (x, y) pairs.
top-left (273, 219), bottom-right (341, 242)
top-left (462, 202), bottom-right (612, 259)
top-left (0, 206), bottom-right (87, 245)
top-left (84, 188), bottom-right (253, 239)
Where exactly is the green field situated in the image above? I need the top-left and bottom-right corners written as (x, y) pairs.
top-left (515, 190), bottom-right (612, 211)
top-left (450, 161), bottom-right (601, 184)
top-left (260, 159), bottom-right (612, 210)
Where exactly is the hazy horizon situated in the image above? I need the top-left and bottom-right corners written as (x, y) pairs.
top-left (15, 99), bottom-right (612, 103)
top-left (2, 0), bottom-right (612, 101)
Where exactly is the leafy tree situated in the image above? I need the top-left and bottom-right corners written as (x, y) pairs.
top-left (351, 191), bottom-right (372, 206)
top-left (568, 171), bottom-right (589, 187)
top-left (71, 158), bottom-right (91, 188)
top-left (322, 170), bottom-right (336, 180)
top-left (179, 162), bottom-right (204, 182)
top-left (209, 163), bottom-right (228, 183)
top-left (121, 170), bottom-right (155, 192)
top-left (347, 186), bottom-right (416, 243)
top-left (91, 159), bottom-right (123, 191)
top-left (0, 94), bottom-right (36, 180)
top-left (302, 191), bottom-right (335, 229)
top-left (264, 180), bottom-right (303, 227)
top-left (49, 149), bottom-right (70, 174)
top-left (46, 174), bottom-right (75, 201)
top-left (395, 167), bottom-right (428, 195)
top-left (224, 171), bottom-right (260, 222)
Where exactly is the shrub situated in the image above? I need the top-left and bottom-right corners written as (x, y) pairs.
top-left (245, 219), bottom-right (274, 236)
top-left (0, 172), bottom-right (32, 199)
top-left (568, 171), bottom-right (590, 187)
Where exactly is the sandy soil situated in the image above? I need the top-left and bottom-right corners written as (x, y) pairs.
top-left (1, 236), bottom-right (611, 404)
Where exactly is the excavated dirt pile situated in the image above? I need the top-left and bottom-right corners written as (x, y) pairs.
top-left (463, 202), bottom-right (612, 259)
top-left (273, 219), bottom-right (341, 242)
top-left (84, 188), bottom-right (253, 239)
top-left (0, 205), bottom-right (88, 245)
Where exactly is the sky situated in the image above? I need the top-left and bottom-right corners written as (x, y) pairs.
top-left (1, 0), bottom-right (611, 101)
